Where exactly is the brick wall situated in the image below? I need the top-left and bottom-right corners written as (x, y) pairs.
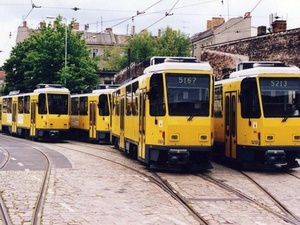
top-left (201, 28), bottom-right (300, 78)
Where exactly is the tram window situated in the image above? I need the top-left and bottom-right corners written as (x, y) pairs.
top-left (79, 96), bottom-right (88, 115)
top-left (48, 94), bottom-right (69, 115)
top-left (126, 85), bottom-right (132, 116)
top-left (132, 81), bottom-right (138, 116)
top-left (166, 74), bottom-right (210, 116)
top-left (260, 78), bottom-right (300, 117)
top-left (18, 97), bottom-right (24, 113)
top-left (99, 94), bottom-right (109, 116)
top-left (149, 73), bottom-right (165, 116)
top-left (113, 90), bottom-right (120, 116)
top-left (71, 97), bottom-right (79, 115)
top-left (0, 103), bottom-right (2, 120)
top-left (24, 96), bottom-right (30, 114)
top-left (240, 78), bottom-right (261, 118)
top-left (2, 99), bottom-right (7, 113)
top-left (38, 94), bottom-right (47, 114)
top-left (214, 86), bottom-right (223, 117)
top-left (7, 98), bottom-right (12, 113)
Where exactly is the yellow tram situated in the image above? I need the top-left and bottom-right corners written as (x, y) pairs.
top-left (0, 84), bottom-right (70, 140)
top-left (111, 57), bottom-right (214, 170)
top-left (0, 97), bottom-right (2, 131)
top-left (214, 62), bottom-right (300, 169)
top-left (70, 88), bottom-right (114, 143)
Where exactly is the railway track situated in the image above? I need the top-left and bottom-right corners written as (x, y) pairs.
top-left (0, 146), bottom-right (12, 225)
top-left (0, 136), bottom-right (52, 225)
top-left (1, 135), bottom-right (299, 224)
top-left (31, 147), bottom-right (52, 225)
top-left (51, 142), bottom-right (210, 224)
top-left (0, 146), bottom-right (10, 169)
top-left (198, 172), bottom-right (300, 225)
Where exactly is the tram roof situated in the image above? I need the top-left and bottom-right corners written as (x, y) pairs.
top-left (33, 87), bottom-right (70, 94)
top-left (144, 61), bottom-right (212, 74)
top-left (229, 66), bottom-right (300, 79)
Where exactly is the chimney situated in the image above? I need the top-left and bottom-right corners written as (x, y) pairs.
top-left (106, 28), bottom-right (113, 32)
top-left (131, 26), bottom-right (135, 36)
top-left (272, 20), bottom-right (287, 33)
top-left (207, 20), bottom-right (212, 29)
top-left (207, 17), bottom-right (225, 29)
top-left (244, 12), bottom-right (251, 18)
top-left (23, 21), bottom-right (27, 27)
top-left (73, 22), bottom-right (79, 30)
top-left (257, 26), bottom-right (267, 36)
top-left (158, 28), bottom-right (161, 37)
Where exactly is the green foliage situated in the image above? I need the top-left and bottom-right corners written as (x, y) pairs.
top-left (2, 16), bottom-right (99, 94)
top-left (100, 27), bottom-right (191, 69)
top-left (155, 27), bottom-right (191, 56)
top-left (100, 47), bottom-right (127, 71)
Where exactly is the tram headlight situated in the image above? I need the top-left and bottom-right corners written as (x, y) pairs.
top-left (199, 134), bottom-right (208, 141)
top-left (170, 134), bottom-right (179, 142)
top-left (266, 135), bottom-right (274, 141)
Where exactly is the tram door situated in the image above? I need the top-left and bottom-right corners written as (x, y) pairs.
top-left (12, 102), bottom-right (17, 133)
top-left (138, 91), bottom-right (146, 160)
top-left (225, 92), bottom-right (237, 159)
top-left (89, 101), bottom-right (97, 139)
top-left (30, 101), bottom-right (36, 136)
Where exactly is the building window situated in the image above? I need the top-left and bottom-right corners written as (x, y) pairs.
top-left (92, 49), bottom-right (98, 58)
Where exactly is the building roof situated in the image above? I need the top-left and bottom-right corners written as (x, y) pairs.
top-left (190, 28), bottom-right (214, 43)
top-left (82, 30), bottom-right (130, 46)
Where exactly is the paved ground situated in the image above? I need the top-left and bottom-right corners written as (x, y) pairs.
top-left (1, 135), bottom-right (300, 225)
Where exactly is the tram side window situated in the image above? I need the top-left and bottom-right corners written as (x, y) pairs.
top-left (24, 96), bottom-right (30, 113)
top-left (2, 99), bottom-right (7, 113)
top-left (240, 78), bottom-right (261, 118)
top-left (79, 97), bottom-right (88, 115)
top-left (99, 94), bottom-right (109, 116)
top-left (113, 90), bottom-right (120, 116)
top-left (149, 73), bottom-right (165, 116)
top-left (0, 103), bottom-right (2, 120)
top-left (18, 96), bottom-right (29, 114)
top-left (126, 85), bottom-right (132, 116)
top-left (214, 86), bottom-right (223, 117)
top-left (18, 97), bottom-right (24, 113)
top-left (132, 81), bottom-right (138, 116)
top-left (71, 97), bottom-right (79, 115)
top-left (6, 98), bottom-right (12, 113)
top-left (38, 94), bottom-right (47, 114)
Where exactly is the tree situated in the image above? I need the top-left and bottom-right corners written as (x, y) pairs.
top-left (2, 16), bottom-right (99, 94)
top-left (100, 46), bottom-right (127, 71)
top-left (154, 27), bottom-right (191, 56)
top-left (100, 27), bottom-right (192, 70)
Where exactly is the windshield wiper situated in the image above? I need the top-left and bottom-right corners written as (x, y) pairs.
top-left (187, 115), bottom-right (194, 121)
top-left (281, 116), bottom-right (288, 122)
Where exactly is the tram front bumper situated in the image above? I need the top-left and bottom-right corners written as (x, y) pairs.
top-left (265, 150), bottom-right (287, 167)
top-left (168, 149), bottom-right (189, 165)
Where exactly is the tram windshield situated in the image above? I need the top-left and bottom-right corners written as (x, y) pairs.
top-left (260, 78), bottom-right (300, 117)
top-left (48, 94), bottom-right (69, 115)
top-left (166, 74), bottom-right (210, 116)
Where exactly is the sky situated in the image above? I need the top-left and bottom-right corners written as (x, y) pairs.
top-left (1, 0), bottom-right (300, 67)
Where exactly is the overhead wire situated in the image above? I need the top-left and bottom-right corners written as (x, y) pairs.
top-left (0, 0), bottom-right (39, 62)
top-left (213, 0), bottom-right (263, 36)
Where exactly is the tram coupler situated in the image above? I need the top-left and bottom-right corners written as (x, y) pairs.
top-left (265, 150), bottom-right (287, 167)
top-left (49, 130), bottom-right (60, 139)
top-left (168, 149), bottom-right (189, 165)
